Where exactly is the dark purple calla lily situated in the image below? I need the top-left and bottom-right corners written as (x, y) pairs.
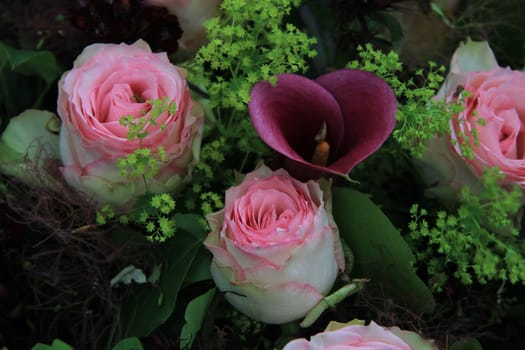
top-left (248, 69), bottom-right (397, 179)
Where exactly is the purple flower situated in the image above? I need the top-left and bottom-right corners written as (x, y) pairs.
top-left (249, 69), bottom-right (397, 179)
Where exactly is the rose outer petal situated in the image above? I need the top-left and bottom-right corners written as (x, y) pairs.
top-left (315, 69), bottom-right (397, 175)
top-left (211, 261), bottom-right (325, 324)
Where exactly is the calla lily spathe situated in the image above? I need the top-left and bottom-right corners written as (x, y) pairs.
top-left (249, 69), bottom-right (397, 180)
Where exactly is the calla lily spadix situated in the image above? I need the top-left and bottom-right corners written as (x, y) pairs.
top-left (249, 69), bottom-right (397, 180)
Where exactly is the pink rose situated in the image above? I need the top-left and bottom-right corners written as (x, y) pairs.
top-left (57, 40), bottom-right (204, 206)
top-left (145, 0), bottom-right (221, 52)
top-left (449, 66), bottom-right (525, 186)
top-left (417, 40), bottom-right (525, 201)
top-left (204, 165), bottom-right (345, 324)
top-left (283, 321), bottom-right (438, 350)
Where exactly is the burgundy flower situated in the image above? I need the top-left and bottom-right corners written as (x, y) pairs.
top-left (248, 69), bottom-right (397, 179)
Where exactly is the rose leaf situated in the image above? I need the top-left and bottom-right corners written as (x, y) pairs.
top-left (332, 187), bottom-right (435, 314)
top-left (179, 288), bottom-right (216, 350)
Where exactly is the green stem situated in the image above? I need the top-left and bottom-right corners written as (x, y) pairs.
top-left (300, 279), bottom-right (368, 328)
top-left (32, 80), bottom-right (53, 110)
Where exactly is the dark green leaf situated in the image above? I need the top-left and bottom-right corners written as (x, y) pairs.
top-left (183, 248), bottom-right (212, 287)
top-left (179, 288), bottom-right (216, 349)
top-left (332, 187), bottom-right (435, 313)
top-left (0, 41), bottom-right (61, 83)
top-left (31, 339), bottom-right (74, 350)
top-left (121, 214), bottom-right (206, 337)
top-left (449, 338), bottom-right (483, 350)
top-left (112, 337), bottom-right (144, 350)
top-left (376, 12), bottom-right (404, 46)
top-left (298, 0), bottom-right (338, 75)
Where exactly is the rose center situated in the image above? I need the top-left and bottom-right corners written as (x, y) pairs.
top-left (230, 188), bottom-right (310, 247)
top-left (101, 83), bottom-right (150, 124)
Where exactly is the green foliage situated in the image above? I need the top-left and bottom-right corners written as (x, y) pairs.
top-left (192, 0), bottom-right (316, 111)
top-left (346, 44), bottom-right (464, 157)
top-left (31, 339), bottom-right (74, 350)
top-left (332, 187), bottom-right (435, 314)
top-left (97, 193), bottom-right (177, 243)
top-left (0, 40), bottom-right (62, 123)
top-left (136, 194), bottom-right (177, 243)
top-left (119, 97), bottom-right (175, 140)
top-left (223, 309), bottom-right (265, 348)
top-left (118, 97), bottom-right (174, 182)
top-left (408, 168), bottom-right (525, 290)
top-left (121, 213), bottom-right (207, 338)
top-left (180, 288), bottom-right (216, 350)
top-left (449, 338), bottom-right (483, 350)
top-left (93, 97), bottom-right (183, 242)
top-left (32, 338), bottom-right (144, 350)
top-left (181, 123), bottom-right (267, 219)
top-left (0, 40), bottom-right (61, 83)
top-left (112, 338), bottom-right (143, 350)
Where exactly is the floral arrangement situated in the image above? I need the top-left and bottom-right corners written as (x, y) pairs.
top-left (1, 0), bottom-right (525, 349)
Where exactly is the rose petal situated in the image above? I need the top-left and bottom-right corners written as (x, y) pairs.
top-left (449, 38), bottom-right (499, 74)
top-left (211, 263), bottom-right (325, 324)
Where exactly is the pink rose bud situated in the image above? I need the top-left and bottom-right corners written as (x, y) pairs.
top-left (204, 165), bottom-right (345, 324)
top-left (57, 40), bottom-right (204, 207)
top-left (283, 320), bottom-right (439, 350)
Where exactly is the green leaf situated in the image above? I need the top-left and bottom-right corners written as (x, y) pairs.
top-left (31, 339), bottom-right (74, 350)
top-left (148, 264), bottom-right (162, 284)
top-left (0, 41), bottom-right (62, 121)
top-left (179, 288), bottom-right (216, 349)
top-left (297, 0), bottom-right (338, 74)
top-left (376, 11), bottom-right (404, 46)
top-left (449, 338), bottom-right (483, 350)
top-left (121, 214), bottom-right (206, 337)
top-left (332, 187), bottom-right (435, 313)
top-left (112, 337), bottom-right (143, 350)
top-left (0, 41), bottom-right (61, 83)
top-left (182, 248), bottom-right (212, 287)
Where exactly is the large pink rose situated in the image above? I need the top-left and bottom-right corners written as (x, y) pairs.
top-left (282, 321), bottom-right (438, 350)
top-left (204, 165), bottom-right (345, 324)
top-left (145, 0), bottom-right (221, 52)
top-left (449, 66), bottom-right (525, 186)
top-left (57, 40), bottom-right (204, 206)
top-left (417, 40), bottom-right (525, 202)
